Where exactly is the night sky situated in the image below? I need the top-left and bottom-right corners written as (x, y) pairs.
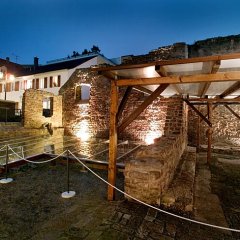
top-left (1, 0), bottom-right (240, 64)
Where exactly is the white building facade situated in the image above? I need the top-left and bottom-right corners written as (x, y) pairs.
top-left (0, 53), bottom-right (114, 109)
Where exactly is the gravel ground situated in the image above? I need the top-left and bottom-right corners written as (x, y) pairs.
top-left (0, 153), bottom-right (239, 240)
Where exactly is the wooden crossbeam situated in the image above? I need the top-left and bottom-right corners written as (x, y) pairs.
top-left (118, 84), bottom-right (169, 132)
top-left (224, 105), bottom-right (240, 120)
top-left (116, 71), bottom-right (240, 86)
top-left (211, 60), bottom-right (221, 73)
top-left (155, 65), bottom-right (168, 77)
top-left (108, 81), bottom-right (118, 201)
top-left (219, 81), bottom-right (240, 98)
top-left (198, 60), bottom-right (221, 98)
top-left (207, 102), bottom-right (213, 164)
top-left (186, 98), bottom-right (240, 103)
top-left (183, 99), bottom-right (212, 127)
top-left (133, 86), bottom-right (152, 95)
top-left (93, 53), bottom-right (240, 72)
top-left (117, 87), bottom-right (132, 122)
top-left (198, 82), bottom-right (211, 98)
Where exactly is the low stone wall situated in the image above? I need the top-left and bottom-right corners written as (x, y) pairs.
top-left (124, 133), bottom-right (187, 205)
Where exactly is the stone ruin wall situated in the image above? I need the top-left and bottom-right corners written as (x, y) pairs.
top-left (188, 106), bottom-right (240, 147)
top-left (22, 89), bottom-right (62, 129)
top-left (60, 69), bottom-right (187, 143)
top-left (122, 34), bottom-right (240, 64)
top-left (125, 101), bottom-right (188, 205)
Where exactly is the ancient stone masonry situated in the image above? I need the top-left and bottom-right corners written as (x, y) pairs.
top-left (121, 34), bottom-right (240, 65)
top-left (189, 34), bottom-right (240, 57)
top-left (59, 69), bottom-right (110, 139)
top-left (124, 100), bottom-right (188, 205)
top-left (60, 69), bottom-right (188, 143)
top-left (188, 105), bottom-right (240, 146)
top-left (22, 89), bottom-right (62, 128)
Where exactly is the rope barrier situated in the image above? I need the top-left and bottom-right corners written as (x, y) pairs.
top-left (68, 150), bottom-right (240, 233)
top-left (9, 146), bottom-right (67, 164)
top-left (0, 145), bottom-right (6, 151)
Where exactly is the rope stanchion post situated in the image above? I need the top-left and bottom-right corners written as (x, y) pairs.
top-left (61, 150), bottom-right (76, 199)
top-left (0, 145), bottom-right (13, 184)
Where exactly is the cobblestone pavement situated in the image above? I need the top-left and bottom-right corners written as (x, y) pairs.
top-left (0, 155), bottom-right (239, 240)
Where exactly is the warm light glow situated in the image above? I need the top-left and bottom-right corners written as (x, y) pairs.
top-left (8, 74), bottom-right (15, 81)
top-left (145, 131), bottom-right (162, 145)
top-left (75, 120), bottom-right (90, 141)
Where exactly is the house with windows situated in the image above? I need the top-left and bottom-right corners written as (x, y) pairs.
top-left (0, 53), bottom-right (114, 109)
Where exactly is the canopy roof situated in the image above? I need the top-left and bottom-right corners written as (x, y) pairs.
top-left (93, 53), bottom-right (240, 99)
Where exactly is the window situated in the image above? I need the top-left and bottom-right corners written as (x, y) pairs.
top-left (49, 76), bottom-right (53, 88)
top-left (75, 83), bottom-right (91, 103)
top-left (53, 75), bottom-right (61, 87)
top-left (36, 78), bottom-right (39, 89)
top-left (32, 79), bottom-right (35, 89)
top-left (42, 97), bottom-right (53, 117)
top-left (40, 78), bottom-right (44, 89)
top-left (27, 80), bottom-right (32, 89)
top-left (15, 81), bottom-right (19, 91)
top-left (57, 75), bottom-right (61, 87)
top-left (53, 76), bottom-right (58, 87)
top-left (6, 83), bottom-right (11, 92)
top-left (44, 77), bottom-right (48, 88)
top-left (0, 84), bottom-right (2, 93)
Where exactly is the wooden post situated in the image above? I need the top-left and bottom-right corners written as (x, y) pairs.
top-left (108, 80), bottom-right (118, 201)
top-left (207, 103), bottom-right (213, 164)
top-left (196, 109), bottom-right (200, 153)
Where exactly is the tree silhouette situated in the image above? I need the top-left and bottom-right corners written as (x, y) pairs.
top-left (82, 49), bottom-right (89, 55)
top-left (91, 45), bottom-right (101, 53)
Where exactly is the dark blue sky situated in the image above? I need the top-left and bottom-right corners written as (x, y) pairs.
top-left (1, 0), bottom-right (240, 64)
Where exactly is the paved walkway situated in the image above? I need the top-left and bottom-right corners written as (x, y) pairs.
top-left (0, 153), bottom-right (239, 239)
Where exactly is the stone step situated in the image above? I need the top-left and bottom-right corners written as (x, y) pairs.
top-left (160, 146), bottom-right (196, 213)
top-left (193, 154), bottom-right (230, 234)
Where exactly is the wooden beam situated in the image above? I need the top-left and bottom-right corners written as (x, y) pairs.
top-left (219, 81), bottom-right (240, 98)
top-left (200, 105), bottom-right (218, 123)
top-left (207, 103), bottom-right (213, 164)
top-left (117, 86), bottom-right (132, 122)
top-left (224, 105), bottom-right (240, 120)
top-left (211, 60), bottom-right (221, 74)
top-left (196, 107), bottom-right (200, 153)
top-left (118, 84), bottom-right (169, 132)
top-left (198, 82), bottom-right (211, 97)
top-left (186, 98), bottom-right (240, 103)
top-left (155, 65), bottom-right (183, 95)
top-left (133, 86), bottom-right (152, 95)
top-left (93, 53), bottom-right (240, 72)
top-left (116, 72), bottom-right (240, 86)
top-left (108, 80), bottom-right (118, 201)
top-left (155, 65), bottom-right (168, 77)
top-left (183, 99), bottom-right (212, 127)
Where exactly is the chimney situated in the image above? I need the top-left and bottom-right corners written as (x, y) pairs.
top-left (34, 57), bottom-right (39, 69)
top-left (6, 57), bottom-right (10, 62)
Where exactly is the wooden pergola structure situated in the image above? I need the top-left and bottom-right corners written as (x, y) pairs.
top-left (93, 53), bottom-right (240, 200)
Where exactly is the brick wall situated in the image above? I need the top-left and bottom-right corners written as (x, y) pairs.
top-left (22, 89), bottom-right (62, 128)
top-left (188, 105), bottom-right (240, 146)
